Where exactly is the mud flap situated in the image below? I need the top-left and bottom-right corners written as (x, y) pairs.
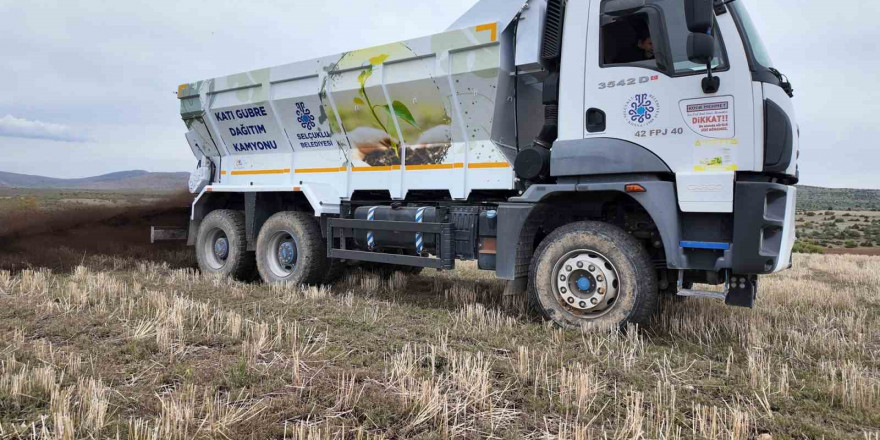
top-left (725, 274), bottom-right (757, 308)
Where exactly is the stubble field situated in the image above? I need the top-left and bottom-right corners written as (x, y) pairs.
top-left (0, 192), bottom-right (878, 439)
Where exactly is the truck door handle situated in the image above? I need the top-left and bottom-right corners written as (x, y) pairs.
top-left (586, 108), bottom-right (606, 133)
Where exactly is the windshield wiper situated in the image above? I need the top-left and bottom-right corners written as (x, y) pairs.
top-left (769, 67), bottom-right (794, 97)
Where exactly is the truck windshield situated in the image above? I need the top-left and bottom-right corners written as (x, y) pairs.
top-left (728, 0), bottom-right (773, 68)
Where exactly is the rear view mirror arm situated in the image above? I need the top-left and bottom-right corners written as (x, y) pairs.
top-left (703, 60), bottom-right (721, 94)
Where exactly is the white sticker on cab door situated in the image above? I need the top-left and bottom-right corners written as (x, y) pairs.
top-left (680, 96), bottom-right (734, 139)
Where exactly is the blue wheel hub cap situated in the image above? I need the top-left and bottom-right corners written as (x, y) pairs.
top-left (278, 241), bottom-right (296, 265)
top-left (576, 276), bottom-right (591, 291)
top-left (213, 237), bottom-right (229, 260)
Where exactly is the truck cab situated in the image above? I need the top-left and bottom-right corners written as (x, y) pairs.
top-left (177, 0), bottom-right (798, 330)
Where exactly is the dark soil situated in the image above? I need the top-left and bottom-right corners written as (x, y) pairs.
top-left (363, 149), bottom-right (401, 167)
top-left (406, 144), bottom-right (450, 166)
top-left (0, 192), bottom-right (193, 273)
top-left (362, 145), bottom-right (450, 167)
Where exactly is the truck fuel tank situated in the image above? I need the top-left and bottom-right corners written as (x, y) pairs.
top-left (353, 206), bottom-right (441, 254)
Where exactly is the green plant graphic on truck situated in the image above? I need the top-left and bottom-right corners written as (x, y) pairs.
top-left (321, 46), bottom-right (454, 168)
top-left (353, 54), bottom-right (420, 159)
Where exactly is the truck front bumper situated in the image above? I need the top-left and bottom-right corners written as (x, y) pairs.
top-left (732, 182), bottom-right (797, 274)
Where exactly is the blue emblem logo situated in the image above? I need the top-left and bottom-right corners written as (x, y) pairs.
top-left (625, 93), bottom-right (658, 126)
top-left (296, 102), bottom-right (316, 130)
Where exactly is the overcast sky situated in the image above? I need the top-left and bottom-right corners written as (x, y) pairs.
top-left (0, 0), bottom-right (877, 188)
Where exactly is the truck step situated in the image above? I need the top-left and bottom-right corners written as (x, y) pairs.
top-left (676, 288), bottom-right (727, 301)
top-left (675, 270), bottom-right (756, 308)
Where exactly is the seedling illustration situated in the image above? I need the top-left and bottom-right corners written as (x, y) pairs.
top-left (353, 54), bottom-right (420, 156)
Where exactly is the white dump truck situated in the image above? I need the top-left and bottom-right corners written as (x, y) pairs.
top-left (174, 0), bottom-right (798, 329)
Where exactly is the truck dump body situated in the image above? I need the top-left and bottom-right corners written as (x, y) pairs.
top-left (179, 22), bottom-right (533, 214)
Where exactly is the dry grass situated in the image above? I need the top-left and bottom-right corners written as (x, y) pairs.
top-left (0, 242), bottom-right (878, 439)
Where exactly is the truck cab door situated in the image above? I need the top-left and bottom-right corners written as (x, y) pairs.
top-left (580, 0), bottom-right (756, 212)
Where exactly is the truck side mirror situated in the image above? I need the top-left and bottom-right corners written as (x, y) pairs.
top-left (684, 0), bottom-right (719, 93)
top-left (687, 32), bottom-right (715, 65)
top-left (688, 32), bottom-right (721, 94)
top-left (684, 0), bottom-right (714, 33)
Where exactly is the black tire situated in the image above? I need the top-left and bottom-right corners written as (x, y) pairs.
top-left (529, 221), bottom-right (658, 330)
top-left (195, 210), bottom-right (255, 280)
top-left (256, 211), bottom-right (328, 285)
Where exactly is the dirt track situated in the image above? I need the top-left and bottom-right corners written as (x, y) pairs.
top-left (824, 247), bottom-right (880, 256)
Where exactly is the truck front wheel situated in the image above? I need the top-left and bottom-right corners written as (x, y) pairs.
top-left (196, 210), bottom-right (255, 280)
top-left (529, 221), bottom-right (658, 330)
top-left (256, 211), bottom-right (328, 285)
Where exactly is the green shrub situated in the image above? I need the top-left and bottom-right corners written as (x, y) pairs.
top-left (792, 241), bottom-right (825, 254)
top-left (845, 240), bottom-right (857, 248)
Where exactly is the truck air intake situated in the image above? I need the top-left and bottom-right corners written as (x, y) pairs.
top-left (514, 0), bottom-right (565, 183)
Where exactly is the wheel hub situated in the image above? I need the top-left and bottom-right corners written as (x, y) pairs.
top-left (554, 251), bottom-right (619, 313)
top-left (576, 275), bottom-right (592, 291)
top-left (213, 237), bottom-right (229, 260)
top-left (277, 241), bottom-right (297, 266)
top-left (266, 230), bottom-right (299, 278)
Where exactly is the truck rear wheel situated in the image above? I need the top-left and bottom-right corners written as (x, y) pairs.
top-left (196, 210), bottom-right (255, 280)
top-left (529, 221), bottom-right (658, 330)
top-left (256, 211), bottom-right (328, 285)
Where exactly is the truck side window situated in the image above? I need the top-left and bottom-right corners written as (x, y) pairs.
top-left (602, 14), bottom-right (657, 67)
top-left (600, 0), bottom-right (728, 77)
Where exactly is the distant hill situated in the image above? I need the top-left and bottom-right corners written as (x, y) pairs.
top-left (1, 170), bottom-right (878, 209)
top-left (796, 185), bottom-right (880, 211)
top-left (0, 170), bottom-right (188, 191)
